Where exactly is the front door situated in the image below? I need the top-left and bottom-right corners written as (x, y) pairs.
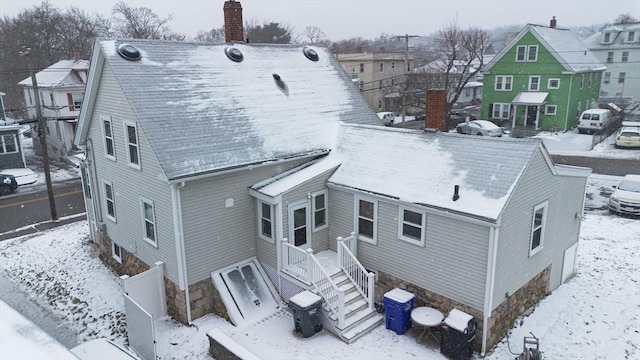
top-left (526, 105), bottom-right (538, 127)
top-left (288, 201), bottom-right (310, 249)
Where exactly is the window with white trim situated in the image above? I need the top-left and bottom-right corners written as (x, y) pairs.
top-left (603, 72), bottom-right (611, 84)
top-left (495, 76), bottom-right (513, 91)
top-left (102, 117), bottom-right (115, 160)
top-left (312, 190), bottom-right (327, 231)
top-left (627, 31), bottom-right (635, 42)
top-left (112, 242), bottom-right (122, 263)
top-left (529, 202), bottom-right (547, 256)
top-left (621, 51), bottom-right (629, 63)
top-left (124, 122), bottom-right (140, 169)
top-left (72, 92), bottom-right (83, 110)
top-left (606, 51), bottom-right (614, 63)
top-left (378, 99), bottom-right (382, 109)
top-left (516, 45), bottom-right (526, 61)
top-left (545, 105), bottom-right (557, 115)
top-left (104, 180), bottom-right (116, 222)
top-left (618, 72), bottom-right (626, 84)
top-left (359, 63), bottom-right (364, 73)
top-left (528, 76), bottom-right (540, 91)
top-left (398, 206), bottom-right (426, 246)
top-left (356, 196), bottom-right (377, 244)
top-left (258, 201), bottom-right (274, 243)
top-left (603, 32), bottom-right (611, 43)
top-left (516, 45), bottom-right (537, 62)
top-left (0, 134), bottom-right (18, 154)
top-left (141, 198), bottom-right (157, 246)
top-left (527, 45), bottom-right (537, 61)
top-left (548, 78), bottom-right (560, 89)
top-left (492, 103), bottom-right (510, 119)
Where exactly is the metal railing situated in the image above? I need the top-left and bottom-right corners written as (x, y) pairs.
top-left (337, 233), bottom-right (376, 310)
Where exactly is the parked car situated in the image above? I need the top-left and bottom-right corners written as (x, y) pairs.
top-left (455, 120), bottom-right (504, 137)
top-left (608, 174), bottom-right (640, 216)
top-left (0, 174), bottom-right (18, 196)
top-left (615, 121), bottom-right (640, 149)
top-left (377, 112), bottom-right (396, 126)
top-left (71, 338), bottom-right (141, 360)
top-left (448, 109), bottom-right (477, 123)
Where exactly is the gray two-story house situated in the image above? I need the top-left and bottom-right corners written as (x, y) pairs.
top-left (75, 37), bottom-right (590, 355)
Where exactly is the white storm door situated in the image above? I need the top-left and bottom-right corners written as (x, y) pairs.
top-left (289, 201), bottom-right (310, 250)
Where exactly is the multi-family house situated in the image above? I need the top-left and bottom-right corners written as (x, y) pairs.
top-left (18, 59), bottom-right (89, 160)
top-left (73, 3), bottom-right (590, 355)
top-left (336, 51), bottom-right (414, 113)
top-left (481, 18), bottom-right (605, 133)
top-left (583, 22), bottom-right (640, 103)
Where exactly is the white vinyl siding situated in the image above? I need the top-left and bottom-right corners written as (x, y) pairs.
top-left (141, 197), bottom-right (157, 247)
top-left (397, 206), bottom-right (426, 246)
top-left (102, 116), bottom-right (116, 160)
top-left (104, 180), bottom-right (116, 222)
top-left (124, 121), bottom-right (140, 169)
top-left (355, 196), bottom-right (377, 244)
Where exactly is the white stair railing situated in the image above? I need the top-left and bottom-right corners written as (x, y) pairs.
top-left (282, 239), bottom-right (346, 328)
top-left (337, 234), bottom-right (375, 310)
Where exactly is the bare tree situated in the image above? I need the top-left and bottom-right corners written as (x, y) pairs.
top-left (613, 13), bottom-right (638, 24)
top-left (300, 25), bottom-right (330, 45)
top-left (194, 26), bottom-right (225, 43)
top-left (111, 1), bottom-right (182, 40)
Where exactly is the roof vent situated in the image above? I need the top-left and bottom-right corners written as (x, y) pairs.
top-left (225, 46), bottom-right (244, 62)
top-left (303, 46), bottom-right (319, 62)
top-left (117, 43), bottom-right (141, 61)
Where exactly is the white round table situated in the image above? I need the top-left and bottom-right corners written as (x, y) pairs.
top-left (411, 307), bottom-right (444, 343)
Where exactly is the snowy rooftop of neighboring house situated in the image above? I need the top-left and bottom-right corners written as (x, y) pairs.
top-left (485, 24), bottom-right (605, 73)
top-left (18, 59), bottom-right (89, 88)
top-left (77, 39), bottom-right (381, 181)
top-left (583, 22), bottom-right (640, 49)
top-left (327, 125), bottom-right (546, 220)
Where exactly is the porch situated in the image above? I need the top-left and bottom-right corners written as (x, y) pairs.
top-left (278, 233), bottom-right (383, 343)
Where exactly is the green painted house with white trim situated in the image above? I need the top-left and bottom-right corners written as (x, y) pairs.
top-left (481, 20), bottom-right (606, 132)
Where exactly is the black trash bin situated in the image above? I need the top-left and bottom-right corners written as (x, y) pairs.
top-left (440, 309), bottom-right (477, 359)
top-left (289, 290), bottom-right (323, 338)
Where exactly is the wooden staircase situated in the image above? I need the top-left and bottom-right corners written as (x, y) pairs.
top-left (317, 270), bottom-right (383, 343)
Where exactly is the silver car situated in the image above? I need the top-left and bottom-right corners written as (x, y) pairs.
top-left (455, 120), bottom-right (503, 137)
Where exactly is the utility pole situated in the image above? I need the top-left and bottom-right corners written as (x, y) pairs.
top-left (395, 34), bottom-right (419, 123)
top-left (20, 46), bottom-right (58, 221)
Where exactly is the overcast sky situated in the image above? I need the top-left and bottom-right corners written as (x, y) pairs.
top-left (2, 0), bottom-right (639, 41)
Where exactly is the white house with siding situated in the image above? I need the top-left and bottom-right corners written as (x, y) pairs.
top-left (75, 38), bottom-right (590, 355)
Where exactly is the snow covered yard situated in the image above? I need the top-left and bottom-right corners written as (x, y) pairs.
top-left (0, 175), bottom-right (638, 359)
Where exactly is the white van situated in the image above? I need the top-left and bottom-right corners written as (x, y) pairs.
top-left (377, 112), bottom-right (396, 126)
top-left (578, 108), bottom-right (612, 134)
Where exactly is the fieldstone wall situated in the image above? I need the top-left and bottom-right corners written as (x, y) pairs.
top-left (188, 278), bottom-right (230, 322)
top-left (376, 266), bottom-right (550, 353)
top-left (96, 231), bottom-right (149, 276)
top-left (165, 278), bottom-right (188, 324)
top-left (485, 266), bottom-right (551, 351)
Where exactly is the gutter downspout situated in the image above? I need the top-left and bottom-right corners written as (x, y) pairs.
top-left (275, 201), bottom-right (283, 296)
top-left (171, 182), bottom-right (192, 324)
top-left (564, 74), bottom-right (574, 132)
top-left (481, 225), bottom-right (499, 356)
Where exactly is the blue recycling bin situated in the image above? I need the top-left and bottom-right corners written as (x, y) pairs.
top-left (383, 288), bottom-right (415, 335)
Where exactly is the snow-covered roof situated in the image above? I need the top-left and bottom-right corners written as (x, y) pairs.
top-left (78, 39), bottom-right (380, 181)
top-left (327, 125), bottom-right (547, 221)
top-left (485, 24), bottom-right (605, 74)
top-left (583, 22), bottom-right (640, 49)
top-left (251, 157), bottom-right (342, 198)
top-left (18, 59), bottom-right (89, 88)
top-left (512, 92), bottom-right (549, 105)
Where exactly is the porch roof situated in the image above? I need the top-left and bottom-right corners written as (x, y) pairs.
top-left (251, 157), bottom-right (342, 197)
top-left (512, 92), bottom-right (548, 105)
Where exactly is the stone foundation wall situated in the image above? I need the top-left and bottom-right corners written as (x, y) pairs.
top-left (376, 266), bottom-right (550, 353)
top-left (485, 266), bottom-right (551, 351)
top-left (188, 277), bottom-right (230, 322)
top-left (96, 231), bottom-right (149, 276)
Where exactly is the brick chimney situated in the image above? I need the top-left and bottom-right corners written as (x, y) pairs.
top-left (223, 0), bottom-right (243, 43)
top-left (550, 16), bottom-right (557, 28)
top-left (425, 90), bottom-right (447, 132)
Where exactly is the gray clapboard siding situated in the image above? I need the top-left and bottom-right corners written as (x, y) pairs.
top-left (329, 187), bottom-right (490, 311)
top-left (86, 63), bottom-right (179, 283)
top-left (180, 159), bottom-right (308, 283)
top-left (492, 151), bottom-right (585, 310)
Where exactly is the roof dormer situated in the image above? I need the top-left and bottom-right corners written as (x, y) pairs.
top-left (601, 31), bottom-right (616, 44)
top-left (623, 29), bottom-right (638, 43)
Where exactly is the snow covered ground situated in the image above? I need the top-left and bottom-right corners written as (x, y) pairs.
top-left (0, 128), bottom-right (638, 360)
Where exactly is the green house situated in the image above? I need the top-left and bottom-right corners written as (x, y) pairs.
top-left (481, 22), bottom-right (606, 132)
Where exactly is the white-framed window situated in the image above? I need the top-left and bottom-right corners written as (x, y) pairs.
top-left (603, 32), bottom-right (611, 43)
top-left (379, 63), bottom-right (384, 72)
top-left (104, 180), bottom-right (116, 222)
top-left (124, 121), bottom-right (140, 169)
top-left (618, 72), bottom-right (626, 84)
top-left (102, 116), bottom-right (116, 160)
top-left (548, 78), bottom-right (560, 89)
top-left (495, 76), bottom-right (513, 91)
top-left (516, 45), bottom-right (537, 61)
top-left (140, 198), bottom-right (157, 247)
top-left (312, 190), bottom-right (328, 231)
top-left (112, 242), bottom-right (122, 263)
top-left (621, 51), bottom-right (629, 63)
top-left (0, 134), bottom-right (18, 154)
top-left (529, 202), bottom-right (547, 257)
top-left (606, 51), bottom-right (614, 63)
top-left (545, 105), bottom-right (557, 115)
top-left (492, 103), bottom-right (510, 119)
top-left (72, 92), bottom-right (83, 109)
top-left (359, 63), bottom-right (364, 72)
top-left (258, 201), bottom-right (274, 243)
top-left (627, 31), bottom-right (635, 42)
top-left (528, 76), bottom-right (540, 91)
top-left (397, 206), bottom-right (426, 246)
top-left (603, 72), bottom-right (611, 84)
top-left (516, 45), bottom-right (526, 61)
top-left (527, 45), bottom-right (538, 61)
top-left (355, 196), bottom-right (377, 244)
